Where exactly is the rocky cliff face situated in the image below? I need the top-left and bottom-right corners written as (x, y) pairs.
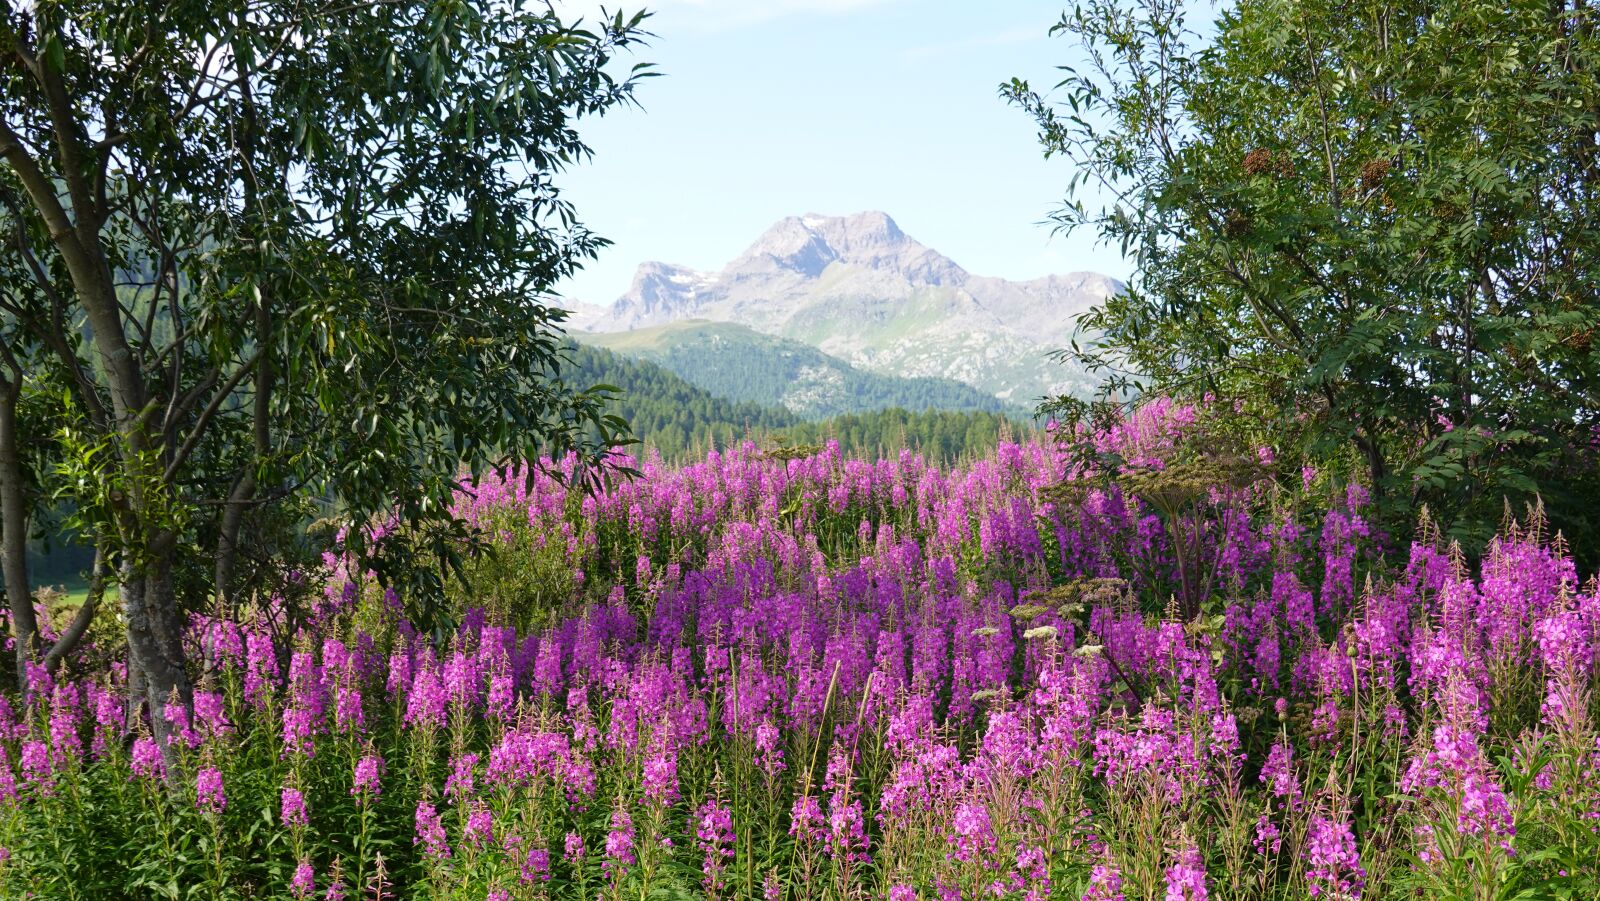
top-left (573, 212), bottom-right (1119, 403)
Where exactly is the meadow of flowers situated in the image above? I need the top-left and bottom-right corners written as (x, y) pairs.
top-left (2, 400), bottom-right (1597, 900)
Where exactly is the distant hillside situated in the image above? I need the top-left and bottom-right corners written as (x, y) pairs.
top-left (566, 344), bottom-right (798, 460)
top-left (566, 345), bottom-right (1030, 464)
top-left (579, 320), bottom-right (1016, 420)
top-left (780, 408), bottom-right (1038, 464)
top-left (569, 211), bottom-right (1120, 404)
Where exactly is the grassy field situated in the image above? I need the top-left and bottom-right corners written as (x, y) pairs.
top-left (35, 574), bottom-right (92, 613)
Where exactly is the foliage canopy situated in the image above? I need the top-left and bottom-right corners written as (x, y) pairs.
top-left (1, 0), bottom-right (648, 727)
top-left (1008, 0), bottom-right (1600, 552)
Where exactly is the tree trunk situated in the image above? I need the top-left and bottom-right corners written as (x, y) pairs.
top-left (123, 553), bottom-right (192, 765)
top-left (215, 473), bottom-right (254, 620)
top-left (0, 387), bottom-right (38, 690)
top-left (44, 545), bottom-right (107, 674)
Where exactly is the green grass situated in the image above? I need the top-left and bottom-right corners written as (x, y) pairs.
top-left (35, 574), bottom-right (92, 611)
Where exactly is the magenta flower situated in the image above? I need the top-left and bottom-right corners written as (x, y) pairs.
top-left (641, 747), bottom-right (679, 806)
top-left (521, 847), bottom-right (551, 884)
top-left (1306, 815), bottom-right (1365, 899)
top-left (1163, 844), bottom-right (1207, 901)
top-left (696, 798), bottom-right (735, 896)
top-left (603, 808), bottom-right (636, 881)
top-left (281, 786), bottom-right (309, 828)
top-left (414, 799), bottom-right (450, 860)
top-left (130, 737), bottom-right (164, 782)
top-left (351, 754), bottom-right (383, 802)
top-left (564, 831), bottom-right (586, 861)
top-left (465, 803), bottom-right (494, 845)
top-left (947, 801), bottom-right (997, 864)
top-left (290, 859), bottom-right (315, 899)
top-left (0, 750), bottom-right (16, 806)
top-left (1084, 858), bottom-right (1126, 901)
top-left (195, 767), bottom-right (226, 815)
top-left (19, 740), bottom-right (52, 793)
top-left (444, 752), bottom-right (478, 802)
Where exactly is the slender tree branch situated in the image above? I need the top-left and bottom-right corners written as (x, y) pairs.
top-left (162, 348), bottom-right (262, 483)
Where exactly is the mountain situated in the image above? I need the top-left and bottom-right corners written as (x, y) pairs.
top-left (578, 320), bottom-right (1018, 420)
top-left (570, 212), bottom-right (1120, 404)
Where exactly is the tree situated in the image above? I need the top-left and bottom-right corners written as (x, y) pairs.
top-left (1007, 0), bottom-right (1600, 550)
top-left (1, 1), bottom-right (648, 749)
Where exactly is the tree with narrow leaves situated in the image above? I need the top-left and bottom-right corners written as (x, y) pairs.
top-left (1008, 0), bottom-right (1600, 553)
top-left (0, 1), bottom-right (647, 751)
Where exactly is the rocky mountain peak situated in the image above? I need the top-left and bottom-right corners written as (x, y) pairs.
top-left (733, 216), bottom-right (840, 278)
top-left (728, 211), bottom-right (965, 286)
top-left (618, 261), bottom-right (709, 321)
top-left (579, 212), bottom-right (1120, 402)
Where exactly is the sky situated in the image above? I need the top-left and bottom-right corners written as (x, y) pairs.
top-left (548, 0), bottom-right (1132, 306)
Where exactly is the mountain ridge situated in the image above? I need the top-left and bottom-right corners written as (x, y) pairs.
top-left (567, 212), bottom-right (1119, 403)
top-left (578, 319), bottom-right (1018, 420)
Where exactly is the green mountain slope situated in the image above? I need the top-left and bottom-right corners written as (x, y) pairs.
top-left (579, 320), bottom-right (1017, 419)
top-left (566, 344), bottom-right (1031, 464)
top-left (566, 344), bottom-right (799, 460)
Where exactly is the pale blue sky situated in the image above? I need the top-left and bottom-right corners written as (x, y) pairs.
top-left (550, 0), bottom-right (1131, 306)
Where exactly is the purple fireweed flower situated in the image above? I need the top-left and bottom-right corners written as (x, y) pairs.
top-left (828, 795), bottom-right (871, 865)
top-left (1253, 815), bottom-right (1283, 856)
top-left (696, 798), bottom-right (735, 896)
top-left (48, 684), bottom-right (83, 762)
top-left (754, 720), bottom-right (785, 776)
top-left (1164, 844), bottom-right (1207, 901)
top-left (129, 737), bottom-right (164, 781)
top-left (564, 831), bottom-right (586, 861)
top-left (0, 750), bottom-right (15, 806)
top-left (947, 801), bottom-right (997, 864)
top-left (195, 767), bottom-right (226, 815)
top-left (291, 859), bottom-right (315, 899)
top-left (352, 753), bottom-right (383, 801)
top-left (0, 697), bottom-right (22, 744)
top-left (1260, 737), bottom-right (1303, 811)
top-left (404, 665), bottom-right (448, 729)
top-left (1306, 814), bottom-right (1365, 899)
top-left (333, 686), bottom-right (364, 734)
top-left (280, 705), bottom-right (317, 758)
top-left (521, 847), bottom-right (552, 884)
top-left (281, 786), bottom-right (309, 828)
top-left (603, 808), bottom-right (636, 880)
top-left (642, 747), bottom-right (679, 806)
top-left (414, 799), bottom-right (450, 860)
top-left (23, 662), bottom-right (52, 700)
top-left (486, 669), bottom-right (514, 721)
top-left (1084, 857), bottom-right (1126, 901)
top-left (193, 691), bottom-right (230, 738)
top-left (789, 795), bottom-right (825, 845)
top-left (465, 803), bottom-right (494, 845)
top-left (444, 751), bottom-right (478, 802)
top-left (244, 630), bottom-right (279, 708)
top-left (163, 700), bottom-right (200, 751)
